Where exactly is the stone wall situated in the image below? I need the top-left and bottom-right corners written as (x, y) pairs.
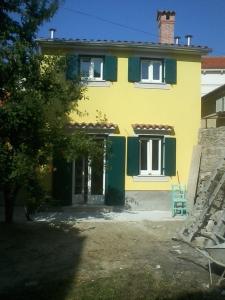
top-left (198, 126), bottom-right (225, 180)
top-left (181, 126), bottom-right (225, 245)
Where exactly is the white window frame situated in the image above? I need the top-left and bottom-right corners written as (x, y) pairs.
top-left (141, 59), bottom-right (163, 83)
top-left (80, 57), bottom-right (103, 81)
top-left (139, 138), bottom-right (162, 176)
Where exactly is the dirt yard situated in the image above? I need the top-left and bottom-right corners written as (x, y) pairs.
top-left (0, 213), bottom-right (225, 300)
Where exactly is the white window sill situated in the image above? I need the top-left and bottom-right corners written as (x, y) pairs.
top-left (133, 176), bottom-right (169, 182)
top-left (82, 80), bottom-right (111, 87)
top-left (134, 82), bottom-right (170, 90)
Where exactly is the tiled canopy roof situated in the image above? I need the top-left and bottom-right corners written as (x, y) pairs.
top-left (132, 124), bottom-right (174, 132)
top-left (202, 56), bottom-right (225, 69)
top-left (68, 123), bottom-right (174, 133)
top-left (68, 122), bottom-right (118, 132)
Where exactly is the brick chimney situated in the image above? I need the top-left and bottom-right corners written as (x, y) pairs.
top-left (157, 11), bottom-right (175, 44)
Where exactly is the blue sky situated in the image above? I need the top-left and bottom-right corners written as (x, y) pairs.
top-left (38, 0), bottom-right (225, 55)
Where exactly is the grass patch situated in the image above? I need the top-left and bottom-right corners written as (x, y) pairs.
top-left (1, 268), bottom-right (224, 300)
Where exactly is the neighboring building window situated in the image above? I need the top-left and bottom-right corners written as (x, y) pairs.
top-left (216, 97), bottom-right (225, 113)
top-left (139, 138), bottom-right (162, 175)
top-left (141, 60), bottom-right (163, 83)
top-left (80, 57), bottom-right (103, 80)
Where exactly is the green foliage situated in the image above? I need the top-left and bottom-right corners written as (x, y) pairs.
top-left (0, 1), bottom-right (100, 220)
top-left (0, 52), bottom-right (86, 182)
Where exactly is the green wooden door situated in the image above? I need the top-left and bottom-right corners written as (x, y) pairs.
top-left (52, 155), bottom-right (72, 205)
top-left (105, 136), bottom-right (126, 205)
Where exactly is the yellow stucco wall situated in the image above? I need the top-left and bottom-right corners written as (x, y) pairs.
top-left (70, 52), bottom-right (201, 191)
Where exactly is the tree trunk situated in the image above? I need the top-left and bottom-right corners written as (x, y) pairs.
top-left (4, 186), bottom-right (15, 223)
top-left (24, 206), bottom-right (33, 221)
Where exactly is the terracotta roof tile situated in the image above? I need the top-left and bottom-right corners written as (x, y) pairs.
top-left (68, 122), bottom-right (118, 131)
top-left (202, 56), bottom-right (225, 69)
top-left (132, 124), bottom-right (174, 131)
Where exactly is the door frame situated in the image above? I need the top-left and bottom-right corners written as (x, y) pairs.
top-left (72, 137), bottom-right (106, 205)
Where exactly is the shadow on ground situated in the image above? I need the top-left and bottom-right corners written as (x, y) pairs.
top-left (0, 205), bottom-right (142, 224)
top-left (0, 221), bottom-right (85, 300)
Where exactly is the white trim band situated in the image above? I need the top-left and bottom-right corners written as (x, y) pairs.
top-left (134, 82), bottom-right (171, 89)
top-left (133, 176), bottom-right (170, 182)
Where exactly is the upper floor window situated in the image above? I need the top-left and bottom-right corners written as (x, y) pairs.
top-left (128, 57), bottom-right (177, 85)
top-left (141, 60), bottom-right (163, 83)
top-left (66, 55), bottom-right (117, 82)
top-left (80, 57), bottom-right (103, 81)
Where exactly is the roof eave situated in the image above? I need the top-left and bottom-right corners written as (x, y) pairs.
top-left (37, 39), bottom-right (211, 56)
top-left (202, 83), bottom-right (225, 100)
top-left (202, 68), bottom-right (225, 72)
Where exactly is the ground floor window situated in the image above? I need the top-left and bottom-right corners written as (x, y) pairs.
top-left (127, 135), bottom-right (176, 177)
top-left (139, 137), bottom-right (162, 175)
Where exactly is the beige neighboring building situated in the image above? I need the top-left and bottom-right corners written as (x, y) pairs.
top-left (201, 83), bottom-right (225, 128)
top-left (201, 56), bottom-right (225, 96)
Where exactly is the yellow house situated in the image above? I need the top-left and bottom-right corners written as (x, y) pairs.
top-left (38, 11), bottom-right (210, 210)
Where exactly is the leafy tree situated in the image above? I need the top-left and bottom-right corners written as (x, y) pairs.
top-left (0, 1), bottom-right (101, 223)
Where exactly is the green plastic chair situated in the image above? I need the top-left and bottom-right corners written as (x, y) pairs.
top-left (171, 184), bottom-right (187, 217)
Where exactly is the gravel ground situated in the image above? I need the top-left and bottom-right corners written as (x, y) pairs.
top-left (0, 206), bottom-right (186, 223)
top-left (34, 209), bottom-right (185, 223)
top-left (1, 207), bottom-right (225, 300)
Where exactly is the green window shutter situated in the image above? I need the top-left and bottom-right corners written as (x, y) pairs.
top-left (128, 57), bottom-right (140, 82)
top-left (165, 59), bottom-right (177, 84)
top-left (103, 56), bottom-right (117, 81)
top-left (127, 137), bottom-right (139, 176)
top-left (52, 155), bottom-right (72, 205)
top-left (105, 136), bottom-right (125, 205)
top-left (66, 55), bottom-right (79, 80)
top-left (164, 137), bottom-right (176, 176)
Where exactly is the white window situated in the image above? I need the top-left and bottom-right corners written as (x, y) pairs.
top-left (216, 97), bottom-right (225, 113)
top-left (141, 60), bottom-right (162, 83)
top-left (139, 138), bottom-right (162, 175)
top-left (80, 57), bottom-right (103, 80)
